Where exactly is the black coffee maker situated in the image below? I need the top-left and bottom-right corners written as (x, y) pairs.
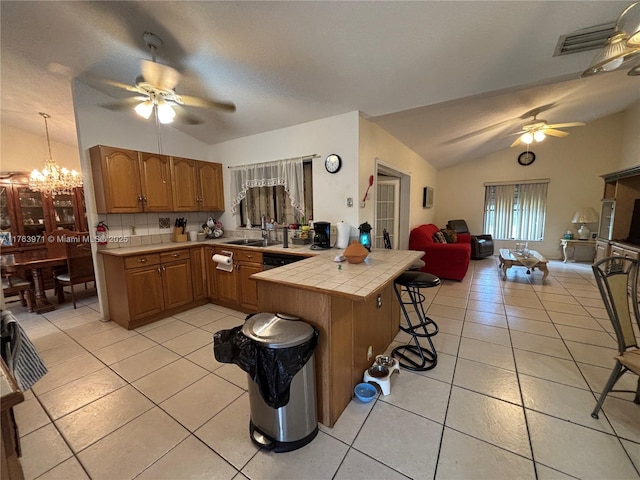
top-left (311, 221), bottom-right (331, 250)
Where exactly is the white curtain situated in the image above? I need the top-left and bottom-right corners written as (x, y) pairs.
top-left (484, 182), bottom-right (548, 240)
top-left (230, 158), bottom-right (305, 216)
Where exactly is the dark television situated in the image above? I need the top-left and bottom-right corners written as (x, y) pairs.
top-left (627, 198), bottom-right (640, 245)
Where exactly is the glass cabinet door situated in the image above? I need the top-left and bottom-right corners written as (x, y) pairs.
top-left (16, 187), bottom-right (47, 240)
top-left (52, 193), bottom-right (77, 231)
top-left (0, 185), bottom-right (12, 246)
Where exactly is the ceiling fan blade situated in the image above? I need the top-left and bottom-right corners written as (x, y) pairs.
top-left (180, 94), bottom-right (236, 112)
top-left (141, 59), bottom-right (181, 90)
top-left (172, 104), bottom-right (204, 125)
top-left (544, 128), bottom-right (570, 138)
top-left (545, 122), bottom-right (585, 129)
top-left (99, 96), bottom-right (148, 111)
top-left (510, 137), bottom-right (523, 147)
top-left (80, 72), bottom-right (140, 93)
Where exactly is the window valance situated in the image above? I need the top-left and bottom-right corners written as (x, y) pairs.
top-left (229, 155), bottom-right (314, 215)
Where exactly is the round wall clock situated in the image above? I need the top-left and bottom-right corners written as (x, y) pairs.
top-left (325, 154), bottom-right (342, 173)
top-left (518, 151), bottom-right (536, 166)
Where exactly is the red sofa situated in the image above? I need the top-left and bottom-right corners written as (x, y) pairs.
top-left (408, 224), bottom-right (471, 281)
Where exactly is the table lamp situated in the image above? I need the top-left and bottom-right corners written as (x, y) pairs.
top-left (571, 207), bottom-right (599, 240)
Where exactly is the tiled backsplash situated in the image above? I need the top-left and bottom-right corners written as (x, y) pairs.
top-left (96, 212), bottom-right (294, 249)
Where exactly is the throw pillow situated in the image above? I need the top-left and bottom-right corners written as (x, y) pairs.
top-left (440, 228), bottom-right (458, 244)
top-left (432, 231), bottom-right (448, 243)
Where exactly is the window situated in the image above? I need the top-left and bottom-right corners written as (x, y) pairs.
top-left (239, 161), bottom-right (313, 226)
top-left (483, 180), bottom-right (548, 241)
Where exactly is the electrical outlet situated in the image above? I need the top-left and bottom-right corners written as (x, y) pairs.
top-left (330, 225), bottom-right (337, 238)
top-left (129, 225), bottom-right (136, 235)
top-left (367, 345), bottom-right (373, 361)
top-left (347, 197), bottom-right (353, 207)
top-left (376, 294), bottom-right (382, 309)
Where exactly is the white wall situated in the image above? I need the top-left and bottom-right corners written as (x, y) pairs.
top-left (358, 117), bottom-right (438, 248)
top-left (210, 111), bottom-right (360, 230)
top-left (1, 123), bottom-right (81, 172)
top-left (619, 100), bottom-right (640, 171)
top-left (436, 112), bottom-right (625, 259)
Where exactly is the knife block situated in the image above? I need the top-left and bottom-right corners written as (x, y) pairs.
top-left (172, 227), bottom-right (188, 243)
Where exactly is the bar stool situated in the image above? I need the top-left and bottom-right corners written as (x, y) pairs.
top-left (392, 271), bottom-right (440, 371)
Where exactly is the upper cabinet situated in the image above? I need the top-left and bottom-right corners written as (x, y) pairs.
top-left (90, 145), bottom-right (224, 214)
top-left (0, 173), bottom-right (87, 249)
top-left (171, 157), bottom-right (225, 212)
top-left (90, 146), bottom-right (173, 213)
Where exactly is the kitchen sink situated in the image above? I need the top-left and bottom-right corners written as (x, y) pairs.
top-left (221, 239), bottom-right (265, 246)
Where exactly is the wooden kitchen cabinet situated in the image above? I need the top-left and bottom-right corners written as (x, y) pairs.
top-left (595, 239), bottom-right (610, 263)
top-left (236, 249), bottom-right (263, 310)
top-left (171, 157), bottom-right (224, 212)
top-left (102, 248), bottom-right (202, 329)
top-left (190, 247), bottom-right (207, 301)
top-left (205, 246), bottom-right (218, 300)
top-left (90, 145), bottom-right (173, 213)
top-left (207, 246), bottom-right (262, 312)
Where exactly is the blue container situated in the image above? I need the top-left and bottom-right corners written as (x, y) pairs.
top-left (354, 382), bottom-right (377, 402)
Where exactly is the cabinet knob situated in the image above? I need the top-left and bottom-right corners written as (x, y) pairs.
top-left (138, 195), bottom-right (143, 203)
top-left (139, 257), bottom-right (148, 263)
top-left (142, 196), bottom-right (147, 203)
top-left (171, 253), bottom-right (179, 258)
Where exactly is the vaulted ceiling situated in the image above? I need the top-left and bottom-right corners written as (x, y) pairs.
top-left (2, 1), bottom-right (638, 169)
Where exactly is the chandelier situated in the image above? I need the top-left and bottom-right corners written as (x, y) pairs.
top-left (29, 112), bottom-right (82, 197)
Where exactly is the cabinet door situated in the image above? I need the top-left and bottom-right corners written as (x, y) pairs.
top-left (125, 265), bottom-right (164, 321)
top-left (90, 146), bottom-right (142, 213)
top-left (198, 161), bottom-right (225, 211)
top-left (50, 193), bottom-right (78, 231)
top-left (238, 262), bottom-right (262, 310)
top-left (170, 157), bottom-right (199, 211)
top-left (214, 246), bottom-right (238, 304)
top-left (139, 152), bottom-right (174, 212)
top-left (190, 247), bottom-right (206, 300)
top-left (162, 260), bottom-right (194, 309)
top-left (14, 186), bottom-right (47, 244)
top-left (0, 183), bottom-right (17, 246)
top-left (73, 187), bottom-right (88, 232)
top-left (595, 241), bottom-right (610, 263)
top-left (205, 247), bottom-right (218, 300)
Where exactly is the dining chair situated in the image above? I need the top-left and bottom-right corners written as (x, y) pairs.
top-left (590, 256), bottom-right (640, 419)
top-left (53, 236), bottom-right (95, 309)
top-left (2, 274), bottom-right (34, 311)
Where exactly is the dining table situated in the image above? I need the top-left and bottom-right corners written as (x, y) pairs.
top-left (1, 250), bottom-right (66, 314)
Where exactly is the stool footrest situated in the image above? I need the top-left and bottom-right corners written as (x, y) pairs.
top-left (392, 344), bottom-right (437, 371)
top-left (398, 321), bottom-right (439, 338)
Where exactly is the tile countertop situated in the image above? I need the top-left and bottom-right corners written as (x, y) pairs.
top-left (98, 240), bottom-right (423, 302)
top-left (253, 249), bottom-right (424, 302)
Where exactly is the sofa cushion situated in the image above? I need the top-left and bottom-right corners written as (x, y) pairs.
top-left (432, 231), bottom-right (448, 243)
top-left (441, 228), bottom-right (458, 244)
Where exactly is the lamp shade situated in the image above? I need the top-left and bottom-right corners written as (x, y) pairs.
top-left (571, 207), bottom-right (599, 224)
top-left (582, 32), bottom-right (640, 77)
top-left (619, 1), bottom-right (640, 47)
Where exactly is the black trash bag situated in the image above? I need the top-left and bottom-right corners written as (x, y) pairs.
top-left (213, 326), bottom-right (319, 409)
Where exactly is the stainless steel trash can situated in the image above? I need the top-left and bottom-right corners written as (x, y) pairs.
top-left (242, 312), bottom-right (318, 452)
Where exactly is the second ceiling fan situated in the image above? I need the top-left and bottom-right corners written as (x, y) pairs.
top-left (509, 114), bottom-right (585, 147)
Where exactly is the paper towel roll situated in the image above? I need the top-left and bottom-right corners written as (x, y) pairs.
top-left (336, 221), bottom-right (351, 249)
top-left (212, 254), bottom-right (233, 272)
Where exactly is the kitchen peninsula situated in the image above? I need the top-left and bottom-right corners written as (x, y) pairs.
top-left (100, 241), bottom-right (422, 427)
top-left (253, 248), bottom-right (423, 427)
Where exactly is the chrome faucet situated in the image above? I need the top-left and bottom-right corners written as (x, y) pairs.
top-left (261, 214), bottom-right (268, 246)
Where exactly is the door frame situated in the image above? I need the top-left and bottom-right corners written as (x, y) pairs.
top-left (374, 159), bottom-right (411, 250)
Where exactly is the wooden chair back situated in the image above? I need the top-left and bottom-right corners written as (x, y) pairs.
top-left (44, 229), bottom-right (79, 257)
top-left (64, 237), bottom-right (95, 283)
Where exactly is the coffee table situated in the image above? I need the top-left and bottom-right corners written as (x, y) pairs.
top-left (498, 248), bottom-right (549, 283)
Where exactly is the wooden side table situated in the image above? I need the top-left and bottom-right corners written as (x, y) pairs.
top-left (1, 359), bottom-right (25, 480)
top-left (560, 239), bottom-right (596, 263)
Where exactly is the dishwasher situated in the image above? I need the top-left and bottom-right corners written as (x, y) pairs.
top-left (262, 252), bottom-right (306, 270)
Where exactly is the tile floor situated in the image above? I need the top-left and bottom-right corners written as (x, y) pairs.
top-left (6, 257), bottom-right (640, 480)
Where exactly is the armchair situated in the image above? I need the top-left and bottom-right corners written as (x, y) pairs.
top-left (447, 219), bottom-right (494, 260)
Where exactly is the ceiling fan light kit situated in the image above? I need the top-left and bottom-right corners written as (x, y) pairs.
top-left (582, 2), bottom-right (640, 77)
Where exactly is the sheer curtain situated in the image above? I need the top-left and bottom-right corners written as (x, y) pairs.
top-left (484, 181), bottom-right (548, 240)
top-left (229, 158), bottom-right (306, 216)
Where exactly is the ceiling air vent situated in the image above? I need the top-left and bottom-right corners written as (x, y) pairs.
top-left (553, 22), bottom-right (616, 56)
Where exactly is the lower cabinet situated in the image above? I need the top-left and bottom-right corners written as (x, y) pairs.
top-left (595, 240), bottom-right (610, 263)
top-left (103, 248), bottom-right (200, 329)
top-left (206, 246), bottom-right (263, 313)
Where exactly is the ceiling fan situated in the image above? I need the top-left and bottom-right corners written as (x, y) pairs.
top-left (509, 114), bottom-right (585, 147)
top-left (100, 32), bottom-right (235, 125)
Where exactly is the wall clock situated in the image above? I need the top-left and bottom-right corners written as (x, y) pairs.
top-left (325, 154), bottom-right (342, 173)
top-left (518, 151), bottom-right (536, 166)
